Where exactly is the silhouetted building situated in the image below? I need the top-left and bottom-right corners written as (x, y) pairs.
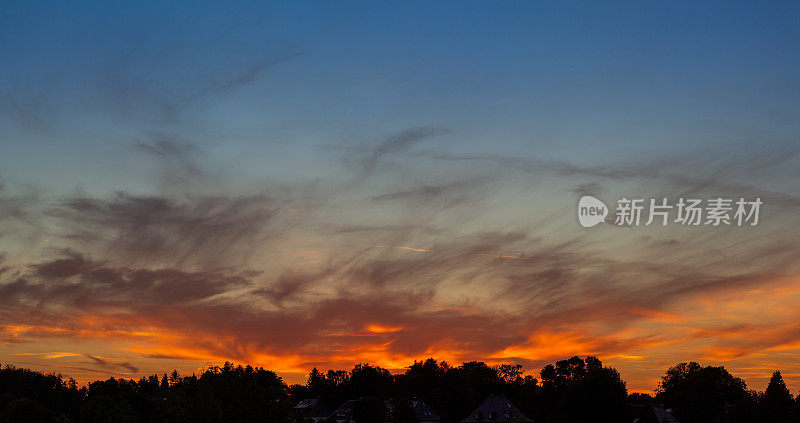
top-left (294, 398), bottom-right (332, 422)
top-left (328, 399), bottom-right (358, 423)
top-left (460, 394), bottom-right (533, 422)
top-left (632, 406), bottom-right (679, 423)
top-left (411, 399), bottom-right (441, 422)
top-left (385, 398), bottom-right (441, 422)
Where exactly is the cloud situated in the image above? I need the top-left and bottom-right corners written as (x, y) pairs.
top-left (184, 45), bottom-right (307, 104)
top-left (1, 129), bottom-right (800, 392)
top-left (361, 127), bottom-right (450, 176)
top-left (370, 180), bottom-right (482, 206)
top-left (135, 134), bottom-right (204, 185)
top-left (4, 252), bottom-right (249, 312)
top-left (0, 178), bottom-right (39, 225)
top-left (423, 149), bottom-right (800, 208)
top-left (116, 361), bottom-right (139, 373)
top-left (3, 206), bottom-right (796, 377)
top-left (84, 354), bottom-right (109, 367)
top-left (141, 353), bottom-right (199, 360)
top-left (570, 182), bottom-right (603, 197)
top-left (48, 192), bottom-right (277, 268)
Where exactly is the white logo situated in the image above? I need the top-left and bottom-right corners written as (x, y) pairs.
top-left (578, 196), bottom-right (608, 228)
top-left (576, 196), bottom-right (763, 228)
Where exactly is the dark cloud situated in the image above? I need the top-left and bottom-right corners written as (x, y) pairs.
top-left (141, 353), bottom-right (198, 360)
top-left (370, 180), bottom-right (481, 204)
top-left (84, 354), bottom-right (109, 367)
top-left (252, 268), bottom-right (332, 306)
top-left (49, 192), bottom-right (277, 267)
top-left (13, 361), bottom-right (121, 376)
top-left (2, 205), bottom-right (800, 373)
top-left (1, 120), bottom-right (799, 384)
top-left (33, 249), bottom-right (100, 279)
top-left (82, 354), bottom-right (138, 374)
top-left (116, 361), bottom-right (139, 373)
top-left (2, 252), bottom-right (249, 316)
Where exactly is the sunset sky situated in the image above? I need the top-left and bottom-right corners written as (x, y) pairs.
top-left (1, 1), bottom-right (800, 394)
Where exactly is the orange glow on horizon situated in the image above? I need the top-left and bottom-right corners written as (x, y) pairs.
top-left (365, 324), bottom-right (403, 333)
top-left (5, 276), bottom-right (800, 393)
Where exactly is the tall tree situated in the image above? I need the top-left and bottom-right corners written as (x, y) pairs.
top-left (764, 371), bottom-right (794, 423)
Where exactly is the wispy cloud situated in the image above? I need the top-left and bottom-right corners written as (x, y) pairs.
top-left (1, 134), bottom-right (799, 391)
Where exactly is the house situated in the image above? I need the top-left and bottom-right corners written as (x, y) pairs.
top-left (294, 398), bottom-right (332, 422)
top-left (632, 406), bottom-right (679, 423)
top-left (385, 398), bottom-right (441, 422)
top-left (460, 394), bottom-right (533, 423)
top-left (327, 399), bottom-right (358, 423)
top-left (410, 399), bottom-right (441, 422)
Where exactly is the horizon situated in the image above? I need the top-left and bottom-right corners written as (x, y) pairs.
top-left (0, 355), bottom-right (789, 396)
top-left (2, 1), bottom-right (800, 399)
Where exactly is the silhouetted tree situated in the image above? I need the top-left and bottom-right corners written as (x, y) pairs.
top-left (5, 358), bottom-right (793, 423)
top-left (793, 391), bottom-right (800, 423)
top-left (536, 356), bottom-right (628, 423)
top-left (352, 395), bottom-right (386, 423)
top-left (326, 369), bottom-right (349, 387)
top-left (628, 392), bottom-right (654, 406)
top-left (498, 364), bottom-right (523, 384)
top-left (307, 367), bottom-right (325, 391)
top-left (0, 364), bottom-right (83, 421)
top-left (350, 363), bottom-right (393, 399)
top-left (440, 361), bottom-right (500, 421)
top-left (397, 359), bottom-right (447, 407)
top-left (763, 371), bottom-right (794, 423)
top-left (395, 359), bottom-right (454, 421)
top-left (1, 397), bottom-right (58, 423)
top-left (657, 362), bottom-right (747, 423)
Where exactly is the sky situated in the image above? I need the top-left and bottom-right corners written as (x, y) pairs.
top-left (1, 1), bottom-right (800, 394)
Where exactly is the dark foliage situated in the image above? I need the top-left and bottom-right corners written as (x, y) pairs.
top-left (763, 371), bottom-right (794, 423)
top-left (533, 356), bottom-right (629, 423)
top-left (655, 362), bottom-right (800, 423)
top-left (1, 358), bottom-right (797, 422)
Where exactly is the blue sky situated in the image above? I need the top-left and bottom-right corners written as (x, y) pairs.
top-left (1, 1), bottom-right (800, 392)
top-left (2, 1), bottom-right (798, 193)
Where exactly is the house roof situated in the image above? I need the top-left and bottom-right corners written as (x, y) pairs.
top-left (382, 398), bottom-right (441, 422)
top-left (330, 399), bottom-right (359, 418)
top-left (411, 399), bottom-right (441, 422)
top-left (460, 394), bottom-right (533, 422)
top-left (295, 398), bottom-right (317, 409)
top-left (650, 407), bottom-right (679, 423)
top-left (294, 398), bottom-right (332, 418)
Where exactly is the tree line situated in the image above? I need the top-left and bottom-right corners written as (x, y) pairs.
top-left (1, 356), bottom-right (798, 422)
